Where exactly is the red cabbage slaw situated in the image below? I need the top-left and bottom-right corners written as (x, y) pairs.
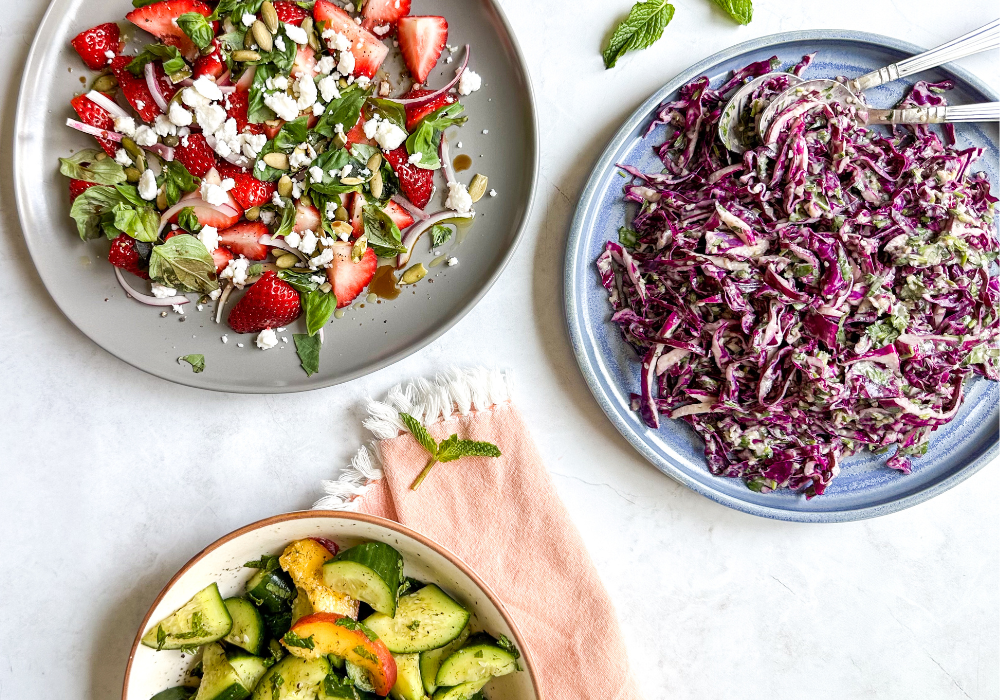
top-left (597, 57), bottom-right (999, 497)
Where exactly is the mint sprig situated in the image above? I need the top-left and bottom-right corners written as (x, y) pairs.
top-left (399, 413), bottom-right (502, 491)
top-left (712, 0), bottom-right (752, 25)
top-left (178, 354), bottom-right (205, 373)
top-left (602, 0), bottom-right (675, 70)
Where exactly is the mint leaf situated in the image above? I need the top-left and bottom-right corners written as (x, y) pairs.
top-left (127, 44), bottom-right (190, 81)
top-left (282, 631), bottom-right (315, 649)
top-left (315, 87), bottom-right (368, 139)
top-left (302, 289), bottom-right (337, 336)
top-left (712, 0), bottom-right (752, 24)
top-left (602, 0), bottom-right (675, 69)
top-left (399, 413), bottom-right (438, 456)
top-left (362, 203), bottom-right (407, 257)
top-left (496, 634), bottom-right (521, 661)
top-left (178, 12), bottom-right (215, 50)
top-left (404, 103), bottom-right (467, 170)
top-left (436, 435), bottom-right (502, 463)
top-left (148, 234), bottom-right (219, 293)
top-left (293, 333), bottom-right (321, 376)
top-left (334, 616), bottom-right (380, 642)
top-left (244, 554), bottom-right (281, 571)
top-left (429, 224), bottom-right (453, 248)
top-left (59, 149), bottom-right (126, 185)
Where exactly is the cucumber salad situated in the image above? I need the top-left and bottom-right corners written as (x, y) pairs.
top-left (62, 0), bottom-right (491, 376)
top-left (142, 538), bottom-right (521, 700)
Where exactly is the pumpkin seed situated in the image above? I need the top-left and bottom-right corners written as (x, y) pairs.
top-left (341, 176), bottom-right (365, 186)
top-left (468, 174), bottom-right (488, 202)
top-left (233, 49), bottom-right (261, 62)
top-left (275, 253), bottom-right (299, 269)
top-left (333, 134), bottom-right (348, 149)
top-left (163, 135), bottom-right (179, 147)
top-left (124, 167), bottom-right (142, 183)
top-left (264, 152), bottom-right (290, 170)
top-left (334, 206), bottom-right (349, 221)
top-left (252, 21), bottom-right (273, 53)
top-left (331, 221), bottom-right (354, 237)
top-left (322, 282), bottom-right (334, 294)
top-left (243, 29), bottom-right (256, 49)
top-left (261, 1), bottom-right (280, 33)
top-left (121, 136), bottom-right (142, 160)
top-left (351, 235), bottom-right (368, 262)
top-left (95, 152), bottom-right (107, 161)
top-left (156, 190), bottom-right (168, 211)
top-left (369, 170), bottom-right (384, 199)
top-left (400, 263), bottom-right (428, 285)
top-left (366, 153), bottom-right (383, 171)
top-left (223, 17), bottom-right (236, 34)
top-left (245, 206), bottom-right (261, 221)
top-left (299, 192), bottom-right (312, 207)
top-left (302, 17), bottom-right (320, 51)
top-left (277, 175), bottom-right (293, 196)
top-left (91, 74), bottom-right (118, 93)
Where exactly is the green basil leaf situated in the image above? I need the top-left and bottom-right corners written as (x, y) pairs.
top-left (273, 198), bottom-right (297, 238)
top-left (148, 234), bottom-right (219, 293)
top-left (293, 333), bottom-right (321, 376)
top-left (127, 44), bottom-right (189, 80)
top-left (429, 224), bottom-right (452, 248)
top-left (404, 103), bottom-right (466, 170)
top-left (209, 0), bottom-right (264, 21)
top-left (178, 354), bottom-right (206, 373)
top-left (274, 116), bottom-right (310, 150)
top-left (362, 203), bottom-right (407, 257)
top-left (712, 0), bottom-right (752, 24)
top-left (248, 63), bottom-right (277, 124)
top-left (349, 143), bottom-right (379, 164)
top-left (302, 289), bottom-right (337, 336)
top-left (367, 98), bottom-right (407, 132)
top-left (277, 269), bottom-right (322, 293)
top-left (111, 202), bottom-right (160, 242)
top-left (132, 0), bottom-right (160, 7)
top-left (178, 12), bottom-right (215, 50)
top-left (602, 0), bottom-right (675, 70)
top-left (159, 160), bottom-right (201, 207)
top-left (69, 185), bottom-right (130, 241)
top-left (177, 207), bottom-right (203, 234)
top-left (315, 87), bottom-right (368, 139)
top-left (59, 149), bottom-right (127, 185)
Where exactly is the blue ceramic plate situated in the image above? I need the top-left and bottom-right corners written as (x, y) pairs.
top-left (565, 30), bottom-right (999, 522)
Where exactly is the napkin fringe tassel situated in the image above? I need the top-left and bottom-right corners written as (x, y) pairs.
top-left (313, 367), bottom-right (513, 510)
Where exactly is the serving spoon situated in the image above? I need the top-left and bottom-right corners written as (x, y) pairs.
top-left (719, 19), bottom-right (1000, 153)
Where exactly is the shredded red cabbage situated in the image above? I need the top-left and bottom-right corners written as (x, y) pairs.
top-left (598, 57), bottom-right (999, 497)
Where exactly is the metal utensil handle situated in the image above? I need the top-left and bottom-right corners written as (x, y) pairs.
top-left (851, 19), bottom-right (1000, 92)
top-left (866, 102), bottom-right (1000, 125)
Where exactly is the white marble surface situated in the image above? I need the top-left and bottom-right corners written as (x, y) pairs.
top-left (0, 1), bottom-right (998, 699)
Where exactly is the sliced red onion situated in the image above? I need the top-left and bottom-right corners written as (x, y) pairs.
top-left (235, 66), bottom-right (255, 92)
top-left (215, 282), bottom-right (234, 324)
top-left (86, 90), bottom-right (131, 121)
top-left (158, 198), bottom-right (240, 235)
top-left (144, 62), bottom-right (170, 113)
top-left (66, 118), bottom-right (123, 143)
top-left (440, 133), bottom-right (456, 184)
top-left (309, 537), bottom-right (339, 555)
top-left (218, 69), bottom-right (232, 86)
top-left (390, 194), bottom-right (428, 221)
top-left (396, 210), bottom-right (474, 268)
top-left (319, 327), bottom-right (325, 344)
top-left (387, 45), bottom-right (470, 106)
top-left (260, 234), bottom-right (307, 261)
top-left (219, 85), bottom-right (237, 94)
top-left (115, 267), bottom-right (190, 306)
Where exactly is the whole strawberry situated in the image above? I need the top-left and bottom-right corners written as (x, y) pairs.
top-left (71, 23), bottom-right (120, 70)
top-left (108, 234), bottom-right (149, 279)
top-left (228, 271), bottom-right (301, 334)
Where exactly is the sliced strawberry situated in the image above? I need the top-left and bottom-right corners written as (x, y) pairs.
top-left (397, 16), bottom-right (447, 84)
top-left (228, 270), bottom-right (301, 333)
top-left (272, 1), bottom-right (309, 25)
top-left (71, 23), bottom-right (121, 70)
top-left (291, 44), bottom-right (319, 80)
top-left (384, 199), bottom-right (415, 230)
top-left (293, 201), bottom-right (322, 235)
top-left (175, 132), bottom-right (218, 178)
top-left (361, 0), bottom-right (411, 32)
top-left (313, 0), bottom-right (389, 78)
top-left (211, 246), bottom-right (234, 274)
top-left (230, 172), bottom-right (276, 210)
top-left (218, 221), bottom-right (270, 260)
top-left (346, 191), bottom-right (364, 238)
top-left (126, 0), bottom-right (214, 61)
top-left (69, 179), bottom-right (101, 201)
top-left (326, 243), bottom-right (377, 308)
top-left (222, 90), bottom-right (264, 135)
top-left (70, 93), bottom-right (118, 156)
top-left (402, 88), bottom-right (455, 131)
top-left (109, 55), bottom-right (163, 122)
top-left (193, 40), bottom-right (225, 79)
top-left (235, 65), bottom-right (256, 92)
top-left (263, 120), bottom-right (284, 139)
top-left (108, 234), bottom-right (149, 279)
top-left (383, 146), bottom-right (434, 209)
top-left (344, 117), bottom-right (372, 147)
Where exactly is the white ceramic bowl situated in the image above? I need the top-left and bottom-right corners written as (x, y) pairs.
top-left (123, 512), bottom-right (541, 700)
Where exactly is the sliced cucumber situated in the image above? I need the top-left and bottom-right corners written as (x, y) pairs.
top-left (419, 624), bottom-right (470, 695)
top-left (142, 584), bottom-right (233, 651)
top-left (344, 661), bottom-right (376, 693)
top-left (227, 652), bottom-right (270, 694)
top-left (436, 633), bottom-right (519, 686)
top-left (362, 585), bottom-right (470, 653)
top-left (322, 543), bottom-right (404, 617)
top-left (224, 598), bottom-right (266, 656)
top-left (431, 679), bottom-right (488, 700)
top-left (290, 588), bottom-right (314, 626)
top-left (150, 688), bottom-right (196, 700)
top-left (246, 569), bottom-right (295, 614)
top-left (193, 643), bottom-right (251, 700)
top-left (250, 655), bottom-right (330, 700)
top-left (389, 654), bottom-right (423, 700)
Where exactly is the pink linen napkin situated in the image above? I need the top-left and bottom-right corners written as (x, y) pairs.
top-left (314, 368), bottom-right (643, 700)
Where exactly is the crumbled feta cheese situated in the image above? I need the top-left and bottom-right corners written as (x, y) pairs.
top-left (344, 2), bottom-right (355, 10)
top-left (446, 256), bottom-right (458, 266)
top-left (362, 116), bottom-right (380, 139)
top-left (373, 120), bottom-right (406, 150)
top-left (220, 257), bottom-right (250, 286)
top-left (407, 152), bottom-right (422, 165)
top-left (336, 50), bottom-right (356, 76)
top-left (256, 327), bottom-right (279, 349)
top-left (181, 86), bottom-right (210, 110)
top-left (456, 141), bottom-right (463, 148)
top-left (282, 336), bottom-right (289, 343)
top-left (275, 35), bottom-right (286, 52)
top-left (458, 69), bottom-right (481, 95)
top-left (138, 169), bottom-right (158, 200)
top-left (201, 179), bottom-right (234, 206)
top-left (271, 190), bottom-right (285, 208)
top-left (482, 129), bottom-right (489, 134)
top-left (209, 288), bottom-right (222, 300)
top-left (356, 76), bottom-right (371, 88)
top-left (318, 75), bottom-right (340, 102)
top-left (309, 166), bottom-right (326, 183)
top-left (309, 248), bottom-right (334, 269)
top-left (285, 230), bottom-right (302, 249)
top-left (373, 25), bottom-right (390, 36)
top-left (172, 304), bottom-right (185, 314)
top-left (264, 91), bottom-right (299, 121)
top-left (445, 181), bottom-right (473, 214)
top-left (221, 334), bottom-right (228, 343)
top-left (193, 75), bottom-right (224, 102)
top-left (317, 56), bottom-right (336, 75)
top-left (312, 102), bottom-right (325, 116)
top-left (445, 56), bottom-right (453, 64)
top-left (237, 343), bottom-right (244, 347)
top-left (199, 225), bottom-right (219, 252)
top-left (105, 50), bottom-right (116, 60)
top-left (151, 283), bottom-right (177, 298)
top-left (291, 180), bottom-right (304, 198)
top-left (195, 103), bottom-right (227, 135)
top-left (325, 201), bottom-right (337, 219)
top-left (298, 229), bottom-right (317, 255)
top-left (489, 189), bottom-right (497, 197)
top-left (242, 132), bottom-right (267, 159)
top-left (114, 116), bottom-right (136, 137)
top-left (260, 210), bottom-right (276, 225)
top-left (267, 75), bottom-right (289, 91)
top-left (289, 143), bottom-right (317, 170)
top-left (114, 149), bottom-right (133, 166)
top-left (135, 100), bottom-right (145, 111)
top-left (284, 22), bottom-right (308, 44)
top-left (169, 102), bottom-right (193, 127)
top-left (294, 74), bottom-right (317, 110)
top-left (340, 164), bottom-right (353, 178)
top-left (133, 125), bottom-right (158, 147)
top-left (153, 114), bottom-right (177, 137)
top-left (241, 12), bottom-right (256, 26)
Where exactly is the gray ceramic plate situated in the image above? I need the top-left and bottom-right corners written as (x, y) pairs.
top-left (15, 0), bottom-right (536, 393)
top-left (566, 30), bottom-right (999, 522)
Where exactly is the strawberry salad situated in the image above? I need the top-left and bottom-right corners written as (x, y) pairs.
top-left (62, 0), bottom-right (491, 376)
